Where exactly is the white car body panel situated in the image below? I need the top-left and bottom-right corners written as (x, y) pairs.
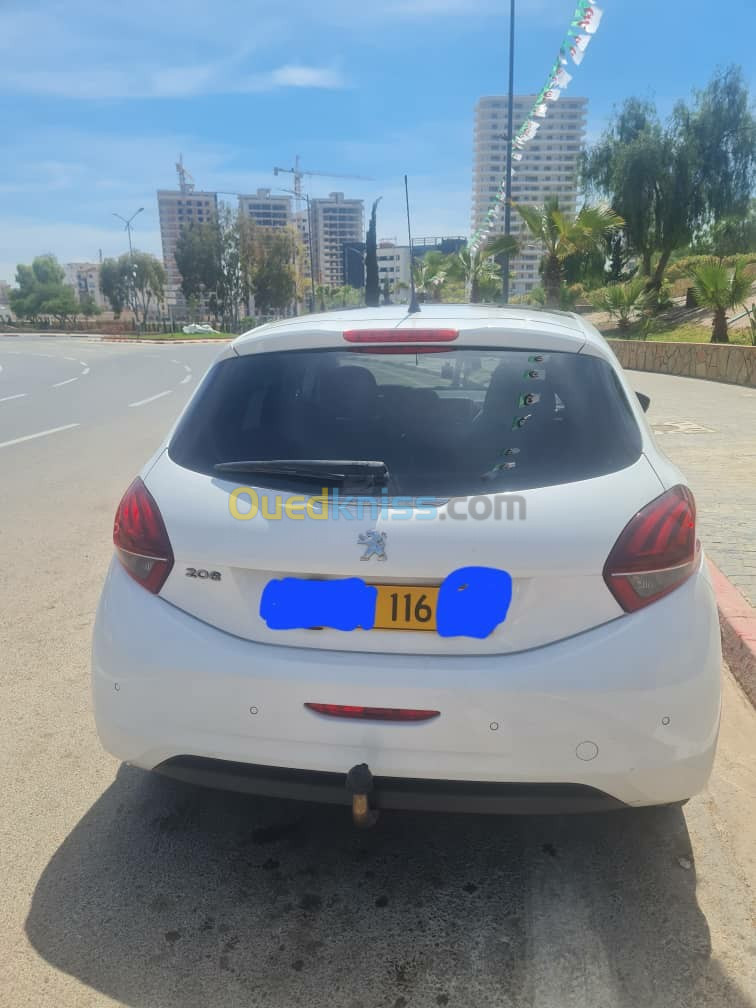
top-left (93, 558), bottom-right (720, 807)
top-left (150, 453), bottom-right (663, 655)
top-left (93, 306), bottom-right (722, 810)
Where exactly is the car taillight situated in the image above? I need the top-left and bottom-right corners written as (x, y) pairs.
top-left (113, 478), bottom-right (174, 594)
top-left (342, 329), bottom-right (458, 343)
top-left (603, 485), bottom-right (699, 613)
top-left (305, 704), bottom-right (440, 722)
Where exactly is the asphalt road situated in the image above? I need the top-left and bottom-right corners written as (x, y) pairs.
top-left (1, 335), bottom-right (754, 1008)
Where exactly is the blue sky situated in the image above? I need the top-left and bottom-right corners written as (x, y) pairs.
top-left (1, 0), bottom-right (754, 284)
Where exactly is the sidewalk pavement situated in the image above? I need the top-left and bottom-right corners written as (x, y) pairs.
top-left (628, 369), bottom-right (756, 705)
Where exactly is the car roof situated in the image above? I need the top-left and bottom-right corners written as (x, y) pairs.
top-left (229, 304), bottom-right (609, 359)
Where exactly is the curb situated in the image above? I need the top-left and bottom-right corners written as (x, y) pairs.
top-left (0, 333), bottom-right (233, 344)
top-left (101, 337), bottom-right (233, 344)
top-left (708, 559), bottom-right (756, 707)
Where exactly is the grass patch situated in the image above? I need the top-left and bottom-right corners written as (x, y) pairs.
top-left (602, 320), bottom-right (753, 345)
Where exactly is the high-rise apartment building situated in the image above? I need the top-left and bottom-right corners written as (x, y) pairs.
top-left (310, 193), bottom-right (364, 287)
top-left (238, 189), bottom-right (292, 230)
top-left (157, 186), bottom-right (218, 311)
top-left (472, 95), bottom-right (587, 294)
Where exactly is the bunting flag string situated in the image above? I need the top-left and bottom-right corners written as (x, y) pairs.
top-left (469, 1), bottom-right (604, 254)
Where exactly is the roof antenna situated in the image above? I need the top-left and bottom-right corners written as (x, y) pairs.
top-left (404, 174), bottom-right (421, 314)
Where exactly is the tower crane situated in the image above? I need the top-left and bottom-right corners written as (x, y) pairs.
top-left (272, 155), bottom-right (372, 199)
top-left (175, 154), bottom-right (195, 194)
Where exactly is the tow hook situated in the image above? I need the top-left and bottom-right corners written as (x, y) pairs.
top-left (346, 763), bottom-right (380, 829)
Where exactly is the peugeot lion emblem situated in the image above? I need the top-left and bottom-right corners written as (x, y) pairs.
top-left (358, 530), bottom-right (387, 561)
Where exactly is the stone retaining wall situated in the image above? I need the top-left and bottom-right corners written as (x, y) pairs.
top-left (607, 339), bottom-right (756, 387)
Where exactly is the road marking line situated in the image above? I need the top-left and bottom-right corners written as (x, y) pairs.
top-left (171, 359), bottom-right (182, 365)
top-left (183, 364), bottom-right (191, 372)
top-left (53, 377), bottom-right (79, 387)
top-left (79, 362), bottom-right (90, 374)
top-left (128, 390), bottom-right (172, 408)
top-left (0, 423), bottom-right (80, 449)
top-left (0, 393), bottom-right (27, 403)
top-left (180, 374), bottom-right (192, 384)
top-left (64, 357), bottom-right (77, 362)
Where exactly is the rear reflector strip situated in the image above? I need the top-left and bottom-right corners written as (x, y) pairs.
top-left (342, 329), bottom-right (458, 343)
top-left (305, 703), bottom-right (440, 722)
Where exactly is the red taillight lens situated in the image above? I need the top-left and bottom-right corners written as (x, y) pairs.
top-left (113, 478), bottom-right (174, 594)
top-left (603, 485), bottom-right (699, 613)
top-left (343, 329), bottom-right (458, 343)
top-left (347, 346), bottom-right (450, 355)
top-left (305, 703), bottom-right (439, 722)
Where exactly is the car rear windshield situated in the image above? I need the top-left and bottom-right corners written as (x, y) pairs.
top-left (169, 347), bottom-right (642, 496)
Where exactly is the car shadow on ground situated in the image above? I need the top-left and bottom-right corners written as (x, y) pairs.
top-left (26, 766), bottom-right (752, 1008)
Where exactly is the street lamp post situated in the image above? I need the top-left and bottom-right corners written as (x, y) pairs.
top-left (501, 0), bottom-right (516, 303)
top-left (304, 195), bottom-right (317, 314)
top-left (112, 207), bottom-right (144, 334)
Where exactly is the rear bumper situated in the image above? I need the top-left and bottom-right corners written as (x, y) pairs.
top-left (155, 756), bottom-right (627, 813)
top-left (93, 559), bottom-right (722, 809)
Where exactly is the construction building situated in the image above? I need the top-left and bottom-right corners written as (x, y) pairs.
top-left (238, 189), bottom-right (292, 230)
top-left (472, 95), bottom-right (587, 294)
top-left (310, 193), bottom-right (364, 287)
top-left (157, 156), bottom-right (218, 313)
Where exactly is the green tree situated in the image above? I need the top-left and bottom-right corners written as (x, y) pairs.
top-left (523, 283), bottom-right (584, 311)
top-left (129, 252), bottom-right (166, 326)
top-left (79, 292), bottom-right (101, 317)
top-left (365, 198), bottom-right (381, 307)
top-left (100, 257), bottom-right (129, 317)
top-left (456, 235), bottom-right (519, 303)
top-left (238, 214), bottom-right (260, 313)
top-left (690, 202), bottom-right (756, 258)
top-left (413, 252), bottom-right (448, 302)
top-left (584, 67), bottom-right (756, 290)
top-left (687, 258), bottom-right (752, 343)
top-left (9, 255), bottom-right (78, 324)
top-left (215, 206), bottom-right (245, 327)
top-left (174, 220), bottom-right (219, 313)
top-left (515, 198), bottom-right (624, 307)
top-left (99, 252), bottom-right (165, 324)
top-left (253, 232), bottom-right (296, 315)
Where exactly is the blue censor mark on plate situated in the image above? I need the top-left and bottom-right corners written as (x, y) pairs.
top-left (260, 566), bottom-right (512, 639)
top-left (436, 566), bottom-right (512, 639)
top-left (260, 577), bottom-right (378, 631)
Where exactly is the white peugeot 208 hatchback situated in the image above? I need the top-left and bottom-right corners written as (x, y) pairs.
top-left (92, 306), bottom-right (721, 817)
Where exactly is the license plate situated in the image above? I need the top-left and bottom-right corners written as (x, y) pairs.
top-left (372, 584), bottom-right (439, 631)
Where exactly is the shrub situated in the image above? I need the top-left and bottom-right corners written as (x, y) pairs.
top-left (590, 277), bottom-right (649, 328)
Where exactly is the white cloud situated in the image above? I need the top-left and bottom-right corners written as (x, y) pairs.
top-left (2, 63), bottom-right (346, 100)
top-left (0, 0), bottom-right (550, 102)
top-left (269, 65), bottom-right (345, 89)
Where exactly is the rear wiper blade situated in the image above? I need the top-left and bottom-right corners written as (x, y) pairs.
top-left (214, 459), bottom-right (390, 486)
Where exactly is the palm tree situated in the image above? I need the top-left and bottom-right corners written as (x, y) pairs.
top-left (590, 276), bottom-right (649, 330)
top-left (515, 197), bottom-right (624, 308)
top-left (413, 253), bottom-right (448, 302)
top-left (457, 235), bottom-right (519, 303)
top-left (687, 259), bottom-right (753, 343)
